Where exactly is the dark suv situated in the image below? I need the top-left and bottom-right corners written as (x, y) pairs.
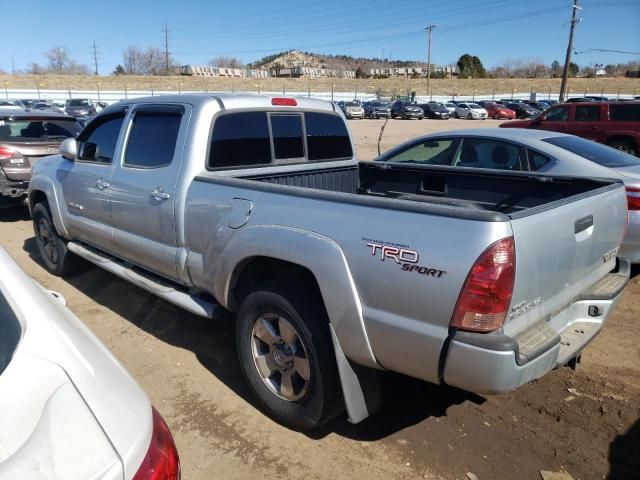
top-left (363, 101), bottom-right (391, 119)
top-left (390, 101), bottom-right (424, 120)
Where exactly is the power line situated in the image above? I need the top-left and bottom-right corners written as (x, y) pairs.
top-left (559, 0), bottom-right (581, 102)
top-left (575, 48), bottom-right (640, 55)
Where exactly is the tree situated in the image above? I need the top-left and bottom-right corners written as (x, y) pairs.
top-left (26, 62), bottom-right (46, 75)
top-left (122, 46), bottom-right (172, 75)
top-left (209, 56), bottom-right (243, 68)
top-left (457, 54), bottom-right (485, 78)
top-left (113, 64), bottom-right (126, 75)
top-left (550, 60), bottom-right (561, 77)
top-left (355, 66), bottom-right (367, 78)
top-left (569, 62), bottom-right (579, 77)
top-left (46, 46), bottom-right (70, 72)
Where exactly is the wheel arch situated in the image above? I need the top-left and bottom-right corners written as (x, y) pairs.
top-left (28, 176), bottom-right (70, 239)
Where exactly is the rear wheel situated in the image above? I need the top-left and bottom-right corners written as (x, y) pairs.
top-left (608, 139), bottom-right (637, 156)
top-left (236, 281), bottom-right (343, 430)
top-left (32, 202), bottom-right (81, 276)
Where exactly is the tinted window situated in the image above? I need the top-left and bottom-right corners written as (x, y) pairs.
top-left (545, 106), bottom-right (569, 121)
top-left (0, 291), bottom-right (21, 377)
top-left (68, 99), bottom-right (90, 107)
top-left (271, 114), bottom-right (304, 160)
top-left (124, 112), bottom-right (182, 168)
top-left (209, 112), bottom-right (271, 168)
top-left (575, 105), bottom-right (600, 122)
top-left (610, 103), bottom-right (640, 121)
top-left (528, 150), bottom-right (551, 171)
top-left (78, 114), bottom-right (125, 163)
top-left (384, 138), bottom-right (455, 165)
top-left (543, 136), bottom-right (640, 168)
top-left (453, 138), bottom-right (524, 171)
top-left (0, 118), bottom-right (81, 140)
top-left (305, 112), bottom-right (352, 161)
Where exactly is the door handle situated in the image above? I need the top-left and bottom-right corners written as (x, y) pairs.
top-left (96, 179), bottom-right (110, 190)
top-left (151, 188), bottom-right (170, 201)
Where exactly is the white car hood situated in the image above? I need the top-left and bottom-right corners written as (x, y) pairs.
top-left (0, 354), bottom-right (121, 480)
top-left (0, 248), bottom-right (152, 480)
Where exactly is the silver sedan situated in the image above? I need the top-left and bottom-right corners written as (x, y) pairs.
top-left (374, 128), bottom-right (640, 262)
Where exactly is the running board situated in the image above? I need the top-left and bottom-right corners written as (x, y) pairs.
top-left (67, 242), bottom-right (222, 319)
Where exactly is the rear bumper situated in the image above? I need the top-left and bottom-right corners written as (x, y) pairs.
top-left (0, 178), bottom-right (29, 198)
top-left (442, 259), bottom-right (630, 394)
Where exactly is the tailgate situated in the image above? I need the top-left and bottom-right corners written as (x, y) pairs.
top-left (504, 183), bottom-right (627, 338)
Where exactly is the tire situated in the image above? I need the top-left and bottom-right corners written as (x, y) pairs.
top-left (236, 281), bottom-right (343, 430)
top-left (454, 112), bottom-right (459, 118)
top-left (493, 114), bottom-right (499, 120)
top-left (608, 139), bottom-right (637, 156)
top-left (467, 113), bottom-right (473, 120)
top-left (32, 202), bottom-right (80, 276)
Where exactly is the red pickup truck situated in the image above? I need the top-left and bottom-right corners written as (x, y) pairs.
top-left (500, 101), bottom-right (640, 156)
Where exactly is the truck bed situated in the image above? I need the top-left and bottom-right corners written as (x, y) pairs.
top-left (238, 161), bottom-right (621, 218)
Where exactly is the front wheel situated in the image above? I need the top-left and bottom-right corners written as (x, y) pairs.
top-left (32, 202), bottom-right (80, 276)
top-left (236, 282), bottom-right (343, 430)
top-left (467, 113), bottom-right (473, 120)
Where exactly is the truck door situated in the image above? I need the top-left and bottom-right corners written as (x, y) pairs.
top-left (572, 104), bottom-right (606, 143)
top-left (59, 107), bottom-right (127, 252)
top-left (109, 104), bottom-right (188, 281)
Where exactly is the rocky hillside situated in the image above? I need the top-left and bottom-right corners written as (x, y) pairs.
top-left (252, 50), bottom-right (427, 72)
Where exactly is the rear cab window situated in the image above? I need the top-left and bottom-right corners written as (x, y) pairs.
top-left (0, 291), bottom-right (21, 377)
top-left (208, 110), bottom-right (352, 169)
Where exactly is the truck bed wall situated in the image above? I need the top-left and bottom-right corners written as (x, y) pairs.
top-left (242, 162), bottom-right (618, 216)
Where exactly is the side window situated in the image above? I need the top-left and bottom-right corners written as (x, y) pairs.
top-left (544, 106), bottom-right (569, 122)
top-left (124, 111), bottom-right (182, 168)
top-left (385, 138), bottom-right (455, 165)
top-left (305, 112), bottom-right (353, 160)
top-left (575, 105), bottom-right (600, 122)
top-left (610, 104), bottom-right (640, 121)
top-left (208, 112), bottom-right (271, 168)
top-left (77, 113), bottom-right (125, 163)
top-left (270, 114), bottom-right (304, 161)
top-left (528, 150), bottom-right (551, 171)
top-left (453, 138), bottom-right (524, 171)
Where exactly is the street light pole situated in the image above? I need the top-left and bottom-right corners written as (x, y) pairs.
top-left (425, 24), bottom-right (438, 100)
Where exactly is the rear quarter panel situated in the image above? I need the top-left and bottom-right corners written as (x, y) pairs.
top-left (185, 179), bottom-right (512, 383)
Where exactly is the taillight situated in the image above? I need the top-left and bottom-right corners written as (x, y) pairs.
top-left (450, 237), bottom-right (515, 332)
top-left (0, 146), bottom-right (25, 165)
top-left (271, 97), bottom-right (297, 106)
top-left (625, 186), bottom-right (640, 211)
top-left (133, 407), bottom-right (180, 480)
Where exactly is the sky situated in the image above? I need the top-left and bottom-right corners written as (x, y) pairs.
top-left (1, 0), bottom-right (638, 74)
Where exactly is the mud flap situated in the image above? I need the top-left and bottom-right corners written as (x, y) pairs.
top-left (329, 323), bottom-right (382, 423)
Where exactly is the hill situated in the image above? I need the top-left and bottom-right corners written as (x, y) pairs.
top-left (252, 50), bottom-right (427, 72)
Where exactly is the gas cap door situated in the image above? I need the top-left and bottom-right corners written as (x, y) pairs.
top-left (228, 198), bottom-right (254, 229)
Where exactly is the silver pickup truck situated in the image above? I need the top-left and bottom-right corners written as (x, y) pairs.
top-left (28, 94), bottom-right (629, 430)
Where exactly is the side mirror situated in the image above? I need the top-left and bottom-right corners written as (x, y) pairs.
top-left (59, 138), bottom-right (77, 161)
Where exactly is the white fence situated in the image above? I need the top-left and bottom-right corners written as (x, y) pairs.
top-left (2, 87), bottom-right (636, 106)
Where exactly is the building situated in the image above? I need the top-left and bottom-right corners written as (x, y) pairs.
top-left (269, 66), bottom-right (355, 79)
top-left (179, 65), bottom-right (269, 78)
top-left (369, 65), bottom-right (457, 77)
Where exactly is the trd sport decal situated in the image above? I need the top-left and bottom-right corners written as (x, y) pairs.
top-left (363, 238), bottom-right (446, 278)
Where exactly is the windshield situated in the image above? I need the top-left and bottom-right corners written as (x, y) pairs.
top-left (0, 291), bottom-right (21, 377)
top-left (68, 99), bottom-right (90, 107)
top-left (344, 102), bottom-right (359, 107)
top-left (0, 118), bottom-right (82, 141)
top-left (544, 136), bottom-right (640, 168)
top-left (468, 103), bottom-right (482, 109)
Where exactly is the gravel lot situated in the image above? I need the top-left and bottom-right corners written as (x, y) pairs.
top-left (1, 118), bottom-right (638, 480)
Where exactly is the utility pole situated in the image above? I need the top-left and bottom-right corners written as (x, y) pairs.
top-left (11, 57), bottom-right (15, 75)
top-left (425, 24), bottom-right (438, 97)
top-left (559, 0), bottom-right (581, 102)
top-left (92, 41), bottom-right (99, 75)
top-left (164, 24), bottom-right (170, 75)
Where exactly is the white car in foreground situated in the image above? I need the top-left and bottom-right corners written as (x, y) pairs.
top-left (454, 102), bottom-right (488, 119)
top-left (0, 246), bottom-right (180, 479)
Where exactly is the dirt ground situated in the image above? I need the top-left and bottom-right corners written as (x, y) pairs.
top-left (1, 118), bottom-right (639, 480)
